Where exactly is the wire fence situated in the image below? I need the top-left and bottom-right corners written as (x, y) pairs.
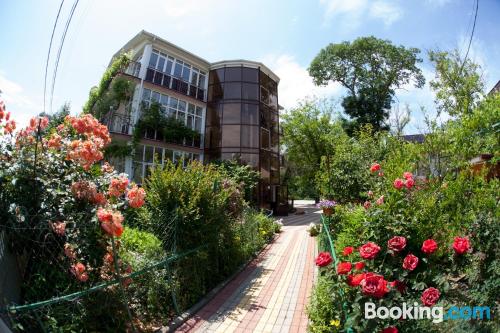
top-left (319, 214), bottom-right (354, 333)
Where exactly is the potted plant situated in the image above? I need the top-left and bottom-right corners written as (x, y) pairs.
top-left (317, 199), bottom-right (336, 216)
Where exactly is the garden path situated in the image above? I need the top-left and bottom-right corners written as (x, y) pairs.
top-left (176, 201), bottom-right (320, 333)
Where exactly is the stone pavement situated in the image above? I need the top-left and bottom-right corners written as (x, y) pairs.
top-left (177, 201), bottom-right (321, 333)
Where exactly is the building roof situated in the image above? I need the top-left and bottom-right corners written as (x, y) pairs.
top-left (401, 134), bottom-right (425, 143)
top-left (488, 80), bottom-right (500, 96)
top-left (110, 30), bottom-right (280, 82)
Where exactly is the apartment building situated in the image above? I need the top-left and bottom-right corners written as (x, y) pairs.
top-left (102, 30), bottom-right (286, 213)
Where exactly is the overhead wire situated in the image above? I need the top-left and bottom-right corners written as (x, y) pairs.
top-left (49, 0), bottom-right (80, 113)
top-left (460, 0), bottom-right (479, 71)
top-left (43, 0), bottom-right (66, 114)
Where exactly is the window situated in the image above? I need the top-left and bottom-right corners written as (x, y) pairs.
top-left (222, 125), bottom-right (240, 147)
top-left (239, 153), bottom-right (259, 169)
top-left (224, 82), bottom-right (241, 99)
top-left (241, 104), bottom-right (259, 125)
top-left (174, 61), bottom-right (183, 78)
top-left (260, 127), bottom-right (270, 149)
top-left (241, 125), bottom-right (259, 148)
top-left (225, 67), bottom-right (241, 81)
top-left (242, 83), bottom-right (258, 100)
top-left (242, 67), bottom-right (258, 82)
top-left (149, 53), bottom-right (158, 68)
top-left (209, 68), bottom-right (224, 84)
top-left (223, 103), bottom-right (241, 124)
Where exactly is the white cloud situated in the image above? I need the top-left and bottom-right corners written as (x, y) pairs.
top-left (319, 0), bottom-right (403, 29)
top-left (370, 1), bottom-right (403, 27)
top-left (0, 71), bottom-right (41, 127)
top-left (260, 54), bottom-right (343, 109)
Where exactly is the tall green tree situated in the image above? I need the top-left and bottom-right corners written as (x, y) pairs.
top-left (309, 36), bottom-right (425, 133)
top-left (281, 98), bottom-right (337, 200)
top-left (429, 49), bottom-right (485, 117)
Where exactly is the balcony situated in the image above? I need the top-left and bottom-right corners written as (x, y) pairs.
top-left (124, 61), bottom-right (141, 78)
top-left (103, 112), bottom-right (132, 135)
top-left (144, 67), bottom-right (206, 102)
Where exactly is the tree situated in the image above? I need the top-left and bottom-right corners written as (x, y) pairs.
top-left (281, 98), bottom-right (337, 200)
top-left (389, 103), bottom-right (411, 136)
top-left (309, 36), bottom-right (425, 132)
top-left (429, 49), bottom-right (484, 117)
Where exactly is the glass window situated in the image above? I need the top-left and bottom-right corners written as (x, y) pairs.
top-left (241, 104), bottom-right (259, 125)
top-left (208, 84), bottom-right (223, 100)
top-left (196, 106), bottom-right (203, 116)
top-left (151, 91), bottom-right (160, 103)
top-left (242, 83), bottom-right (259, 100)
top-left (169, 97), bottom-right (178, 108)
top-left (182, 66), bottom-right (190, 82)
top-left (132, 162), bottom-right (143, 184)
top-left (191, 71), bottom-right (198, 86)
top-left (199, 74), bottom-right (206, 88)
top-left (260, 127), bottom-right (270, 149)
top-left (207, 105), bottom-right (221, 126)
top-left (149, 53), bottom-right (158, 68)
top-left (163, 149), bottom-right (173, 163)
top-left (224, 82), bottom-right (241, 99)
top-left (157, 57), bottom-right (165, 71)
top-left (134, 145), bottom-right (144, 161)
top-left (188, 104), bottom-right (195, 115)
top-left (178, 100), bottom-right (186, 111)
top-left (242, 67), bottom-right (258, 82)
top-left (222, 125), bottom-right (240, 147)
top-left (160, 94), bottom-right (169, 105)
top-left (142, 88), bottom-right (151, 101)
top-left (165, 59), bottom-right (173, 74)
top-left (209, 68), bottom-right (224, 84)
top-left (195, 117), bottom-right (202, 132)
top-left (144, 146), bottom-right (154, 163)
top-left (223, 103), bottom-right (241, 124)
top-left (241, 125), bottom-right (259, 148)
top-left (225, 67), bottom-right (241, 81)
top-left (187, 115), bottom-right (194, 130)
top-left (239, 153), bottom-right (259, 169)
top-left (174, 62), bottom-right (183, 78)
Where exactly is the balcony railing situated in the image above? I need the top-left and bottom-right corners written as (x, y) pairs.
top-left (103, 113), bottom-right (132, 135)
top-left (144, 67), bottom-right (206, 102)
top-left (124, 61), bottom-right (141, 78)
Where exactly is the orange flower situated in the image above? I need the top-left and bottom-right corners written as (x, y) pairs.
top-left (47, 133), bottom-right (62, 149)
top-left (50, 221), bottom-right (66, 236)
top-left (97, 208), bottom-right (124, 237)
top-left (70, 262), bottom-right (89, 282)
top-left (127, 185), bottom-right (146, 208)
top-left (108, 176), bottom-right (129, 197)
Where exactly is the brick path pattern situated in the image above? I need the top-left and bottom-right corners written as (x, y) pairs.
top-left (177, 202), bottom-right (320, 333)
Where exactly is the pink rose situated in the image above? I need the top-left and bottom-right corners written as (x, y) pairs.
top-left (393, 178), bottom-right (404, 190)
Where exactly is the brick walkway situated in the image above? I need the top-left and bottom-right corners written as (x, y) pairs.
top-left (177, 201), bottom-right (320, 333)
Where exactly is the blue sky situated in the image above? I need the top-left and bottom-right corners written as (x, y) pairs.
top-left (1, 0), bottom-right (499, 133)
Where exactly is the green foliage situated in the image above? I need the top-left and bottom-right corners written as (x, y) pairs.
top-left (119, 227), bottom-right (164, 267)
top-left (281, 98), bottom-right (337, 200)
top-left (307, 272), bottom-right (343, 333)
top-left (309, 36), bottom-right (425, 132)
top-left (104, 142), bottom-right (133, 158)
top-left (83, 53), bottom-right (134, 119)
top-left (215, 159), bottom-right (260, 203)
top-left (133, 103), bottom-right (200, 147)
top-left (429, 49), bottom-right (485, 117)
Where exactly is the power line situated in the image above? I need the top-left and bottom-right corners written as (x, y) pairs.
top-left (43, 0), bottom-right (66, 114)
top-left (461, 0), bottom-right (479, 71)
top-left (49, 0), bottom-right (80, 113)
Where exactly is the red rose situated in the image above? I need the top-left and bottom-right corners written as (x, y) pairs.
top-left (402, 254), bottom-right (419, 271)
top-left (363, 201), bottom-right (371, 209)
top-left (390, 280), bottom-right (406, 294)
top-left (387, 236), bottom-right (407, 252)
top-left (393, 178), bottom-right (404, 190)
top-left (378, 171), bottom-right (384, 177)
top-left (361, 272), bottom-right (388, 298)
top-left (405, 178), bottom-right (415, 189)
top-left (359, 242), bottom-right (381, 259)
top-left (354, 261), bottom-right (365, 270)
top-left (421, 287), bottom-right (440, 306)
top-left (337, 262), bottom-right (352, 275)
top-left (381, 327), bottom-right (398, 333)
top-left (453, 237), bottom-right (470, 255)
top-left (347, 273), bottom-right (366, 286)
top-left (370, 163), bottom-right (381, 172)
top-left (342, 246), bottom-right (354, 256)
top-left (422, 239), bottom-right (438, 254)
top-left (315, 252), bottom-right (333, 267)
top-left (403, 172), bottom-right (413, 180)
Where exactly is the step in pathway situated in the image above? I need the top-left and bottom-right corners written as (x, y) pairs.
top-left (177, 202), bottom-right (321, 333)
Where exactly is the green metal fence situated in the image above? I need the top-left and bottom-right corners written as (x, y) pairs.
top-left (319, 214), bottom-right (354, 333)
